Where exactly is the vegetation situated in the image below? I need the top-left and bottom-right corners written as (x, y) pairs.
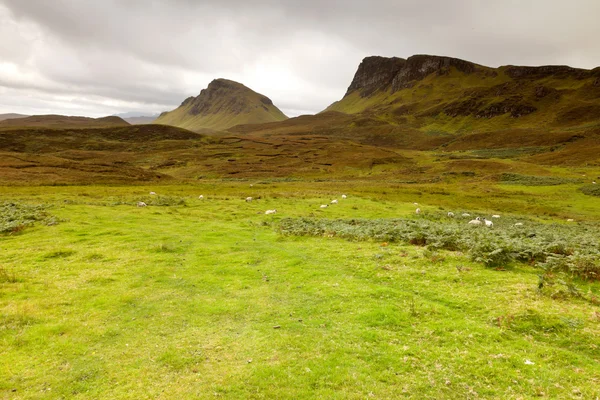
top-left (1, 184), bottom-right (600, 399)
top-left (499, 173), bottom-right (582, 186)
top-left (579, 184), bottom-right (600, 197)
top-left (277, 214), bottom-right (600, 279)
top-left (0, 201), bottom-right (61, 234)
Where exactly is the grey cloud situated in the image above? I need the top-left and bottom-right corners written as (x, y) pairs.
top-left (0, 0), bottom-right (599, 117)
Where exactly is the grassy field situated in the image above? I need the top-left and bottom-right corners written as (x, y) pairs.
top-left (1, 182), bottom-right (599, 399)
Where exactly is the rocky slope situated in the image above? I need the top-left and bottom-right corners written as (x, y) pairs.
top-left (154, 79), bottom-right (288, 132)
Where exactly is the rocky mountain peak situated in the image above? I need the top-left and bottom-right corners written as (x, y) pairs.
top-left (344, 56), bottom-right (407, 97)
top-left (345, 54), bottom-right (480, 97)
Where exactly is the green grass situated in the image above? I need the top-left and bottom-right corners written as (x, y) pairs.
top-left (1, 184), bottom-right (600, 399)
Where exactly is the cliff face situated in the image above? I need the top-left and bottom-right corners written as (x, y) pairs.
top-left (155, 79), bottom-right (287, 132)
top-left (344, 54), bottom-right (482, 97)
top-left (345, 56), bottom-right (407, 97)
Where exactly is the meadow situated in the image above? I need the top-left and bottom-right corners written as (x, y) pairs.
top-left (1, 181), bottom-right (599, 399)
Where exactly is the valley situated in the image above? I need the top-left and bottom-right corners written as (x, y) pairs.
top-left (1, 53), bottom-right (600, 399)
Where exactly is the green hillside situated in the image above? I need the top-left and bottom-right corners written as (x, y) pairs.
top-left (155, 79), bottom-right (288, 132)
top-left (325, 55), bottom-right (600, 133)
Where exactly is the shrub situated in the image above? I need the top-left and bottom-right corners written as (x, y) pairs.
top-left (499, 173), bottom-right (582, 186)
top-left (277, 215), bottom-right (600, 280)
top-left (579, 184), bottom-right (600, 197)
top-left (0, 201), bottom-right (62, 234)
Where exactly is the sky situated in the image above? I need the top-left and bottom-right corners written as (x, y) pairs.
top-left (1, 0), bottom-right (599, 118)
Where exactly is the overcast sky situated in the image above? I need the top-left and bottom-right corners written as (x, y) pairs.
top-left (1, 0), bottom-right (599, 118)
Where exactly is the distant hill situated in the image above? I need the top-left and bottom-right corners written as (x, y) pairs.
top-left (113, 112), bottom-right (159, 125)
top-left (0, 113), bottom-right (29, 121)
top-left (325, 54), bottom-right (600, 133)
top-left (0, 114), bottom-right (130, 129)
top-left (123, 116), bottom-right (157, 125)
top-left (154, 79), bottom-right (288, 132)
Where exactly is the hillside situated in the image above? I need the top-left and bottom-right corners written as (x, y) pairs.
top-left (0, 114), bottom-right (130, 129)
top-left (325, 54), bottom-right (600, 133)
top-left (154, 79), bottom-right (288, 132)
top-left (0, 113), bottom-right (29, 121)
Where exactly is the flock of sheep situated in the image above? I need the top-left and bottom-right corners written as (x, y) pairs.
top-left (136, 191), bottom-right (578, 226)
top-left (416, 202), bottom-right (515, 227)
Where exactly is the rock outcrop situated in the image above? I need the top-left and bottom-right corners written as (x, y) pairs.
top-left (344, 54), bottom-right (482, 97)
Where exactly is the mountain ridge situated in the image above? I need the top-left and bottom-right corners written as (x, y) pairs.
top-left (326, 54), bottom-right (600, 133)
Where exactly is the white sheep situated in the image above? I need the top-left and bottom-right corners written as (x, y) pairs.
top-left (137, 201), bottom-right (147, 207)
top-left (320, 205), bottom-right (328, 209)
top-left (567, 218), bottom-right (575, 222)
top-left (416, 208), bottom-right (421, 214)
top-left (484, 218), bottom-right (493, 227)
top-left (265, 209), bottom-right (277, 215)
top-left (413, 202), bottom-right (419, 206)
top-left (198, 195), bottom-right (204, 200)
top-left (468, 217), bottom-right (482, 225)
top-left (341, 195), bottom-right (347, 199)
top-left (593, 181), bottom-right (597, 185)
top-left (492, 215), bottom-right (500, 219)
top-left (149, 191), bottom-right (157, 195)
top-left (447, 212), bottom-right (455, 217)
top-left (331, 199), bottom-right (338, 204)
top-left (514, 222), bottom-right (524, 226)
top-left (246, 197), bottom-right (253, 202)
top-left (462, 213), bottom-right (470, 217)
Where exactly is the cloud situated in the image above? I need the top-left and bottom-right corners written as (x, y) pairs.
top-left (0, 0), bottom-right (599, 117)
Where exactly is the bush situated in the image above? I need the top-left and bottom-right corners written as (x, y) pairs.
top-left (277, 215), bottom-right (600, 280)
top-left (579, 184), bottom-right (600, 197)
top-left (0, 202), bottom-right (62, 234)
top-left (499, 173), bottom-right (582, 186)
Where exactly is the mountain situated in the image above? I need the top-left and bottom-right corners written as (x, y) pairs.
top-left (154, 79), bottom-right (288, 132)
top-left (0, 114), bottom-right (130, 129)
top-left (0, 113), bottom-right (30, 121)
top-left (326, 54), bottom-right (600, 133)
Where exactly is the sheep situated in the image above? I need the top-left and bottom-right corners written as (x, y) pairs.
top-left (320, 204), bottom-right (328, 209)
top-left (245, 197), bottom-right (253, 202)
top-left (149, 191), bottom-right (157, 195)
top-left (137, 201), bottom-right (147, 207)
top-left (198, 195), bottom-right (204, 200)
top-left (492, 215), bottom-right (500, 219)
top-left (462, 213), bottom-right (470, 217)
top-left (341, 195), bottom-right (347, 199)
top-left (331, 199), bottom-right (338, 204)
top-left (484, 218), bottom-right (493, 227)
top-left (447, 212), bottom-right (455, 217)
top-left (567, 218), bottom-right (575, 222)
top-left (514, 222), bottom-right (524, 226)
top-left (265, 209), bottom-right (277, 215)
top-left (415, 208), bottom-right (421, 214)
top-left (594, 181), bottom-right (597, 185)
top-left (413, 202), bottom-right (419, 206)
top-left (468, 217), bottom-right (482, 225)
